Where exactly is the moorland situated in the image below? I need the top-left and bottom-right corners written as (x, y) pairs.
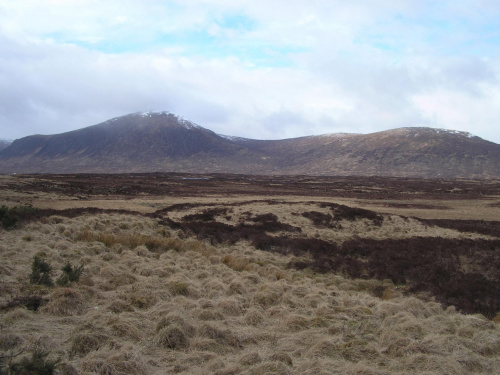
top-left (1, 173), bottom-right (499, 375)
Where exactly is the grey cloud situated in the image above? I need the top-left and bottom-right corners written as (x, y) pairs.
top-left (1, 2), bottom-right (500, 144)
top-left (441, 58), bottom-right (497, 95)
top-left (0, 37), bottom-right (235, 140)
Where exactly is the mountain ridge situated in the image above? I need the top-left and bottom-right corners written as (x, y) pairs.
top-left (0, 112), bottom-right (499, 178)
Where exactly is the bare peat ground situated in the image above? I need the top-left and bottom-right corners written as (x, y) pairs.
top-left (1, 173), bottom-right (500, 374)
top-left (4, 172), bottom-right (500, 200)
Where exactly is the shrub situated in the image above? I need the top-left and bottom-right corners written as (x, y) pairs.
top-left (29, 256), bottom-right (53, 287)
top-left (2, 295), bottom-right (45, 312)
top-left (302, 211), bottom-right (334, 228)
top-left (0, 205), bottom-right (39, 229)
top-left (56, 263), bottom-right (84, 286)
top-left (332, 204), bottom-right (383, 226)
top-left (0, 205), bottom-right (17, 229)
top-left (10, 349), bottom-right (59, 375)
top-left (250, 213), bottom-right (278, 223)
top-left (287, 236), bottom-right (500, 317)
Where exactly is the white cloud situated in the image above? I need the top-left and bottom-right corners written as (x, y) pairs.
top-left (1, 0), bottom-right (500, 144)
top-left (412, 87), bottom-right (500, 137)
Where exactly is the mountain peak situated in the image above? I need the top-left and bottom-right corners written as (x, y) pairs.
top-left (0, 114), bottom-right (498, 177)
top-left (102, 111), bottom-right (204, 131)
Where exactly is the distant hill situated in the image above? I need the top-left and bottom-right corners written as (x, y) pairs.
top-left (0, 112), bottom-right (499, 178)
top-left (0, 139), bottom-right (12, 151)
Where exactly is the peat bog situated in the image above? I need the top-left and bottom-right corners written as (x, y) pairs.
top-left (2, 173), bottom-right (499, 317)
top-left (1, 172), bottom-right (500, 374)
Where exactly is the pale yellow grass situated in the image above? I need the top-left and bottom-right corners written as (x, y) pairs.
top-left (358, 197), bottom-right (500, 221)
top-left (1, 213), bottom-right (499, 374)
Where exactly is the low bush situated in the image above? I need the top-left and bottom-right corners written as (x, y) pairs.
top-left (251, 234), bottom-right (335, 257)
top-left (29, 256), bottom-right (53, 287)
top-left (9, 349), bottom-right (59, 375)
top-left (420, 218), bottom-right (500, 237)
top-left (315, 202), bottom-right (383, 226)
top-left (250, 213), bottom-right (279, 223)
top-left (2, 295), bottom-right (45, 312)
top-left (0, 205), bottom-right (17, 229)
top-left (288, 236), bottom-right (500, 317)
top-left (302, 211), bottom-right (335, 228)
top-left (0, 205), bottom-right (39, 229)
top-left (168, 212), bottom-right (301, 246)
top-left (56, 263), bottom-right (84, 286)
top-left (332, 204), bottom-right (383, 226)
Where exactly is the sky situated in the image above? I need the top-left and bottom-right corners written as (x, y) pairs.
top-left (1, 0), bottom-right (500, 143)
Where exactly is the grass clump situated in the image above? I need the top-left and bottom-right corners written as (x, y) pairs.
top-left (40, 288), bottom-right (86, 316)
top-left (168, 281), bottom-right (190, 296)
top-left (80, 347), bottom-right (149, 375)
top-left (76, 229), bottom-right (183, 252)
top-left (222, 254), bottom-right (251, 272)
top-left (70, 333), bottom-right (109, 357)
top-left (155, 326), bottom-right (190, 350)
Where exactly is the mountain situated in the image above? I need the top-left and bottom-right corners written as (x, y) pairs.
top-left (0, 112), bottom-right (499, 178)
top-left (0, 139), bottom-right (12, 151)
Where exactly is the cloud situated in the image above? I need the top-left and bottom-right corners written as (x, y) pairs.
top-left (0, 0), bottom-right (500, 144)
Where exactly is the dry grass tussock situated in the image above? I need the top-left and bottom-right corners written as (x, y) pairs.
top-left (1, 213), bottom-right (499, 374)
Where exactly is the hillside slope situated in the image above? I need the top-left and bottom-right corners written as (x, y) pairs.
top-left (0, 112), bottom-right (499, 177)
top-left (0, 139), bottom-right (12, 151)
top-left (260, 128), bottom-right (500, 177)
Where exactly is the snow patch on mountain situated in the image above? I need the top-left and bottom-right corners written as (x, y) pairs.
top-left (218, 134), bottom-right (252, 142)
top-left (395, 127), bottom-right (479, 139)
top-left (310, 133), bottom-right (353, 139)
top-left (138, 111), bottom-right (205, 131)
